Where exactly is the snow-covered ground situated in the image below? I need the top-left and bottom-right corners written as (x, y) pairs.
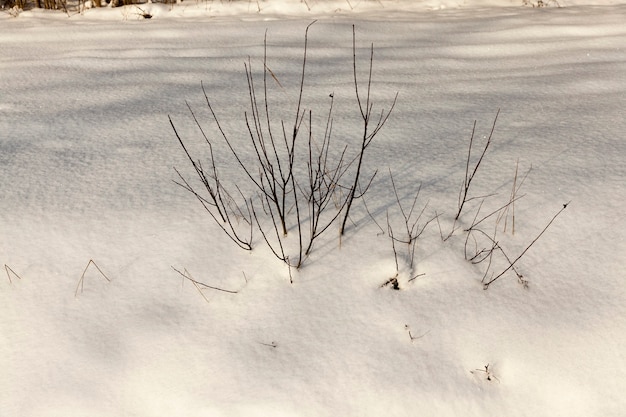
top-left (2, 1), bottom-right (626, 416)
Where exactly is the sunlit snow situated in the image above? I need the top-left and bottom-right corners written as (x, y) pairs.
top-left (1, 1), bottom-right (625, 416)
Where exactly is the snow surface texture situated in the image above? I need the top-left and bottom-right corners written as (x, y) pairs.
top-left (1, 2), bottom-right (626, 417)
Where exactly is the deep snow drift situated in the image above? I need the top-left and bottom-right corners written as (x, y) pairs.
top-left (1, 2), bottom-right (626, 416)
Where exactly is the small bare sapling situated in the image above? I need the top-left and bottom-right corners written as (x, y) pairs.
top-left (446, 110), bottom-right (500, 239)
top-left (172, 23), bottom-right (397, 274)
top-left (385, 169), bottom-right (435, 285)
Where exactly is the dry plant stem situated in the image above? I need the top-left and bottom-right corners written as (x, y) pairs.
top-left (408, 272), bottom-right (427, 282)
top-left (5, 264), bottom-right (23, 284)
top-left (387, 212), bottom-right (400, 274)
top-left (508, 161), bottom-right (519, 234)
top-left (483, 201), bottom-right (570, 289)
top-left (463, 194), bottom-right (525, 260)
top-left (503, 159), bottom-right (519, 234)
top-left (251, 196), bottom-right (287, 263)
top-left (192, 280), bottom-right (211, 303)
top-left (303, 104), bottom-right (351, 256)
top-left (387, 169), bottom-right (434, 277)
top-left (205, 32), bottom-right (300, 242)
top-left (340, 25), bottom-right (398, 236)
top-left (171, 111), bottom-right (225, 222)
top-left (405, 325), bottom-right (430, 342)
top-left (244, 56), bottom-right (292, 237)
top-left (188, 98), bottom-right (223, 205)
top-left (170, 106), bottom-right (253, 251)
top-left (233, 22), bottom-right (316, 268)
top-left (464, 198), bottom-right (486, 261)
top-left (470, 194), bottom-right (526, 233)
top-left (361, 188), bottom-right (385, 235)
top-left (454, 109), bottom-right (500, 222)
top-left (464, 198), bottom-right (524, 284)
top-left (498, 161), bottom-right (532, 235)
top-left (247, 21), bottom-right (352, 268)
top-left (472, 227), bottom-right (524, 283)
top-left (291, 167), bottom-right (304, 268)
top-left (75, 259), bottom-right (111, 297)
top-left (469, 225), bottom-right (505, 282)
top-left (178, 268), bottom-right (211, 304)
top-left (434, 210), bottom-right (447, 241)
top-left (172, 266), bottom-right (240, 294)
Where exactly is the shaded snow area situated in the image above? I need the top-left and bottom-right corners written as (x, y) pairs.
top-left (1, 2), bottom-right (626, 417)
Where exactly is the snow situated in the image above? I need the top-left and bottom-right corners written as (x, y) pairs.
top-left (1, 1), bottom-right (626, 416)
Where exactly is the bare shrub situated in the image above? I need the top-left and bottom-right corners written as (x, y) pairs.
top-left (171, 23), bottom-right (397, 277)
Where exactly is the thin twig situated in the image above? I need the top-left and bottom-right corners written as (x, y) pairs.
top-left (455, 110), bottom-right (500, 222)
top-left (483, 201), bottom-right (571, 289)
top-left (340, 25), bottom-right (397, 236)
top-left (172, 266), bottom-right (240, 294)
top-left (5, 264), bottom-right (23, 284)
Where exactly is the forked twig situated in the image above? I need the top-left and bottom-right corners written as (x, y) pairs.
top-left (386, 170), bottom-right (435, 280)
top-left (5, 264), bottom-right (23, 284)
top-left (340, 25), bottom-right (398, 236)
top-left (453, 110), bottom-right (500, 227)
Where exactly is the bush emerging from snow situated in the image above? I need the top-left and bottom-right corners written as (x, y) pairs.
top-left (171, 23), bottom-right (397, 277)
top-left (172, 25), bottom-right (568, 290)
